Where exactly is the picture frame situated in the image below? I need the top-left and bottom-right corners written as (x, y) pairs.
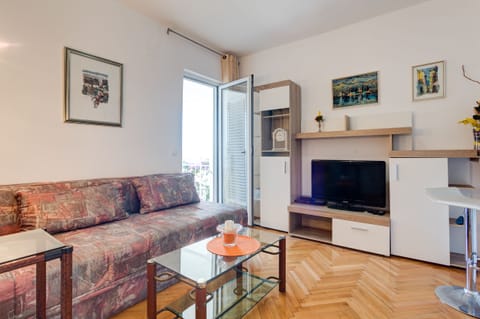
top-left (64, 47), bottom-right (123, 126)
top-left (412, 60), bottom-right (445, 101)
top-left (332, 71), bottom-right (378, 109)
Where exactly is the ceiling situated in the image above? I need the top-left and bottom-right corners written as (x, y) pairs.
top-left (118, 0), bottom-right (430, 57)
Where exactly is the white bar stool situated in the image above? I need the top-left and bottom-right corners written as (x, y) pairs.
top-left (426, 187), bottom-right (480, 317)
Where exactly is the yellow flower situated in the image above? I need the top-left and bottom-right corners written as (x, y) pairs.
top-left (459, 117), bottom-right (480, 130)
top-left (315, 111), bottom-right (324, 122)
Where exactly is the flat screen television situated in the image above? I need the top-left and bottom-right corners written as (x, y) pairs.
top-left (311, 159), bottom-right (386, 211)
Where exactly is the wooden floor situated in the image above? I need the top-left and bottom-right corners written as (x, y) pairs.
top-left (112, 235), bottom-right (472, 319)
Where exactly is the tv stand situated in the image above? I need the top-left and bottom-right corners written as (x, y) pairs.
top-left (288, 203), bottom-right (390, 256)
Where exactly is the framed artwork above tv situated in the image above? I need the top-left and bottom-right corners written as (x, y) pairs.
top-left (332, 71), bottom-right (378, 109)
top-left (412, 60), bottom-right (445, 101)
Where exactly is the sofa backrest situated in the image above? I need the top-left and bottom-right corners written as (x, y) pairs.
top-left (0, 173), bottom-right (199, 235)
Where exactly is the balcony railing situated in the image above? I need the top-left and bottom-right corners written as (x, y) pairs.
top-left (182, 161), bottom-right (212, 201)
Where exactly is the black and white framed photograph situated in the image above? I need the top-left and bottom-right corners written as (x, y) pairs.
top-left (64, 47), bottom-right (123, 126)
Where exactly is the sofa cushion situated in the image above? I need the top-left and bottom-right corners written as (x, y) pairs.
top-left (0, 190), bottom-right (19, 234)
top-left (132, 173), bottom-right (200, 214)
top-left (17, 182), bottom-right (129, 234)
top-left (11, 178), bottom-right (140, 215)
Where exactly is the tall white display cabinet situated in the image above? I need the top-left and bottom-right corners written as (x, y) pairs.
top-left (256, 81), bottom-right (301, 232)
top-left (389, 158), bottom-right (450, 265)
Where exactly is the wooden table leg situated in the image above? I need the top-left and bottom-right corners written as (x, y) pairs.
top-left (61, 246), bottom-right (73, 319)
top-left (235, 264), bottom-right (244, 295)
top-left (279, 236), bottom-right (286, 292)
top-left (36, 259), bottom-right (47, 319)
top-left (147, 261), bottom-right (157, 319)
top-left (195, 280), bottom-right (207, 319)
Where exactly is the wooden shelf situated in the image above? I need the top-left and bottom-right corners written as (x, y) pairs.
top-left (262, 114), bottom-right (289, 119)
top-left (288, 203), bottom-right (390, 227)
top-left (389, 149), bottom-right (478, 158)
top-left (295, 127), bottom-right (412, 140)
top-left (289, 227), bottom-right (332, 243)
top-left (449, 184), bottom-right (474, 189)
top-left (449, 217), bottom-right (464, 227)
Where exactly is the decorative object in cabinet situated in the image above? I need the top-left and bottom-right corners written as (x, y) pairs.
top-left (261, 108), bottom-right (290, 153)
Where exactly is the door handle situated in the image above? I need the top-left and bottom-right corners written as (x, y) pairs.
top-left (351, 226), bottom-right (368, 232)
top-left (284, 161), bottom-right (287, 174)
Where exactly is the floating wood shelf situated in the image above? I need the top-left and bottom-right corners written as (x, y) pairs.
top-left (389, 149), bottom-right (478, 159)
top-left (448, 184), bottom-right (474, 189)
top-left (295, 127), bottom-right (412, 140)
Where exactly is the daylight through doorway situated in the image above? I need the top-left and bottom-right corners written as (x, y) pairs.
top-left (182, 77), bottom-right (215, 201)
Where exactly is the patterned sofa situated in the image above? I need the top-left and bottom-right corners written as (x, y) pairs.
top-left (0, 173), bottom-right (247, 318)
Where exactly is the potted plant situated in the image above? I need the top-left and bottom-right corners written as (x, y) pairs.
top-left (459, 100), bottom-right (480, 153)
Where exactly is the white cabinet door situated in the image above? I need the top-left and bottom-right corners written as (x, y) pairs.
top-left (259, 86), bottom-right (290, 111)
top-left (333, 219), bottom-right (390, 256)
top-left (389, 158), bottom-right (450, 265)
top-left (260, 156), bottom-right (290, 231)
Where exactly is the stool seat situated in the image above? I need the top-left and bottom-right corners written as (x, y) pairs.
top-left (426, 187), bottom-right (480, 318)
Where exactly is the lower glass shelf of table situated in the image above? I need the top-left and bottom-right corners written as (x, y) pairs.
top-left (161, 270), bottom-right (278, 319)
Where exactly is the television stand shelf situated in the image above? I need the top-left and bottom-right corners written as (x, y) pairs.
top-left (288, 203), bottom-right (390, 256)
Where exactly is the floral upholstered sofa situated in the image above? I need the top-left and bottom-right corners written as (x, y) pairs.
top-left (0, 173), bottom-right (247, 318)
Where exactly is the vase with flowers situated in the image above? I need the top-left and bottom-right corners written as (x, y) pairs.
top-left (315, 111), bottom-right (324, 132)
top-left (459, 100), bottom-right (480, 154)
top-left (459, 65), bottom-right (480, 154)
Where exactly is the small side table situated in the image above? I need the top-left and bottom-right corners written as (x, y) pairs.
top-left (426, 187), bottom-right (480, 318)
top-left (0, 229), bottom-right (73, 319)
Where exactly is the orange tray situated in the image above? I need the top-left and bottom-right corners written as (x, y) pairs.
top-left (207, 235), bottom-right (261, 257)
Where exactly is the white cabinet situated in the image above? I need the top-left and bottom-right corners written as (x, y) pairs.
top-left (259, 85), bottom-right (290, 111)
top-left (255, 81), bottom-right (301, 232)
top-left (389, 158), bottom-right (450, 265)
top-left (333, 219), bottom-right (390, 256)
top-left (260, 157), bottom-right (290, 231)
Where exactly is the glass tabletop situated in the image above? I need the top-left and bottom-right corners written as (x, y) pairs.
top-left (0, 229), bottom-right (66, 264)
top-left (149, 227), bottom-right (283, 285)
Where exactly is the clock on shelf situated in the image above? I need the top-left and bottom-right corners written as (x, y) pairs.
top-left (272, 128), bottom-right (288, 151)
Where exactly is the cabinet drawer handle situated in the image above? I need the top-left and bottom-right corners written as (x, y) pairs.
top-left (351, 226), bottom-right (368, 232)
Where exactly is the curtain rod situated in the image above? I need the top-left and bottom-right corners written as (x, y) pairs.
top-left (167, 28), bottom-right (226, 58)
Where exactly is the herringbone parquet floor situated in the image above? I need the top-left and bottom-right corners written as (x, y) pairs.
top-left (113, 235), bottom-right (471, 319)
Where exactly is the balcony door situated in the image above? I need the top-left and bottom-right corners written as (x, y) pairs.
top-left (218, 75), bottom-right (253, 225)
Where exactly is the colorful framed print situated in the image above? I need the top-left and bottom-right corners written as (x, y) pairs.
top-left (412, 60), bottom-right (445, 101)
top-left (64, 47), bottom-right (123, 126)
top-left (332, 71), bottom-right (378, 109)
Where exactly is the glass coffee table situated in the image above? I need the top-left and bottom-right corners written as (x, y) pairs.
top-left (147, 227), bottom-right (286, 319)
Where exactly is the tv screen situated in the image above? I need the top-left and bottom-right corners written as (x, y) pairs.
top-left (312, 160), bottom-right (386, 209)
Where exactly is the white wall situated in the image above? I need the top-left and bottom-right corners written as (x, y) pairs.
top-left (0, 0), bottom-right (221, 184)
top-left (240, 0), bottom-right (480, 195)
